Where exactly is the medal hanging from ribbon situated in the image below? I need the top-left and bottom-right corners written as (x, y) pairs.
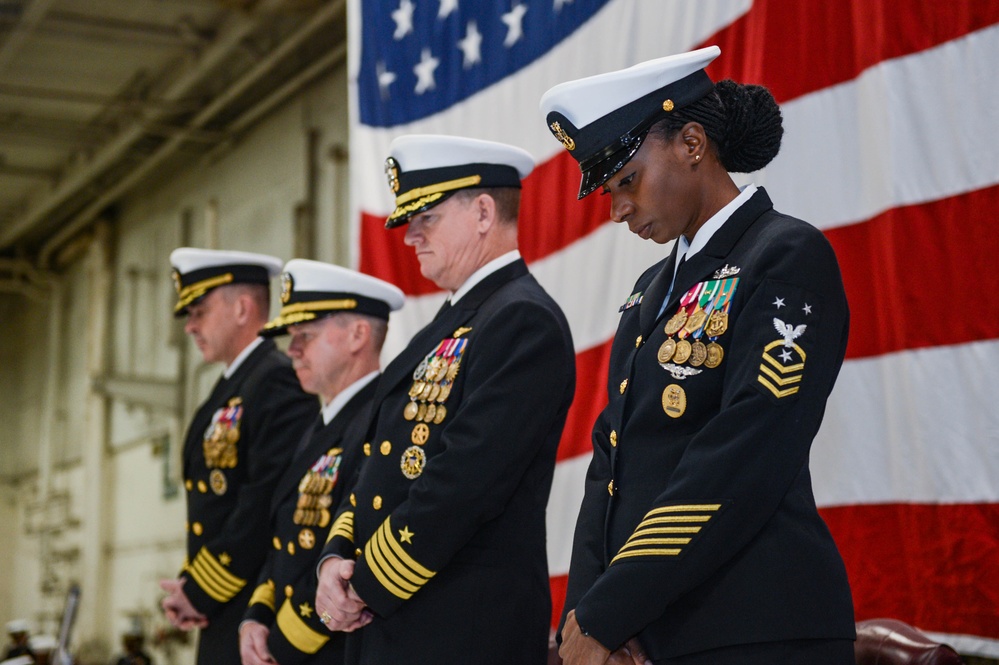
top-left (294, 448), bottom-right (342, 527)
top-left (404, 337), bottom-right (468, 427)
top-left (658, 277), bottom-right (739, 370)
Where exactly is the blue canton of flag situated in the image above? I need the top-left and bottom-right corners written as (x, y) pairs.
top-left (357, 0), bottom-right (612, 127)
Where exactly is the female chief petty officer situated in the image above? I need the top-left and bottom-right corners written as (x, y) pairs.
top-left (540, 46), bottom-right (856, 665)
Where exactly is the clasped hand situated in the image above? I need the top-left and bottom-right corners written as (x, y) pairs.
top-left (314, 558), bottom-right (373, 632)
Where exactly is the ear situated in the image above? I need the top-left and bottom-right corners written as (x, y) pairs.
top-left (679, 121), bottom-right (707, 163)
top-left (474, 193), bottom-right (497, 234)
top-left (346, 317), bottom-right (371, 353)
top-left (232, 292), bottom-right (251, 325)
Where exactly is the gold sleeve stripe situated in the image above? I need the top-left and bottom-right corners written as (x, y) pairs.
top-left (249, 581), bottom-right (276, 611)
top-left (644, 504), bottom-right (721, 518)
top-left (759, 364), bottom-right (803, 386)
top-left (367, 530), bottom-right (421, 598)
top-left (195, 547), bottom-right (246, 590)
top-left (276, 598), bottom-right (328, 654)
top-left (611, 548), bottom-right (682, 563)
top-left (379, 520), bottom-right (434, 579)
top-left (327, 511), bottom-right (354, 544)
top-left (189, 555), bottom-right (244, 602)
top-left (629, 525), bottom-right (703, 537)
top-left (758, 376), bottom-right (801, 399)
top-left (618, 537), bottom-right (692, 551)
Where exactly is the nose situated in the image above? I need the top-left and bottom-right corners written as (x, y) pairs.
top-left (403, 220), bottom-right (421, 246)
top-left (184, 317), bottom-right (196, 335)
top-left (609, 195), bottom-right (634, 224)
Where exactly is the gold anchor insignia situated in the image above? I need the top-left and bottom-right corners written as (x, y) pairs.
top-left (280, 272), bottom-right (293, 304)
top-left (550, 121), bottom-right (576, 151)
top-left (385, 156), bottom-right (401, 193)
top-left (171, 269), bottom-right (182, 295)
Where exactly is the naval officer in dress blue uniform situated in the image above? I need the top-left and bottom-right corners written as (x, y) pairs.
top-left (160, 249), bottom-right (316, 665)
top-left (541, 47), bottom-right (856, 665)
top-left (314, 136), bottom-right (576, 665)
top-left (239, 259), bottom-right (404, 665)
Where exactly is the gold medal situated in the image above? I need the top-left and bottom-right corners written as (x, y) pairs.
top-left (423, 404), bottom-right (437, 423)
top-left (689, 340), bottom-right (707, 367)
top-left (409, 381), bottom-right (425, 398)
top-left (428, 383), bottom-right (442, 402)
top-left (704, 342), bottom-right (724, 368)
top-left (673, 339), bottom-right (692, 364)
top-left (662, 384), bottom-right (687, 418)
top-left (657, 338), bottom-right (677, 364)
top-left (298, 529), bottom-right (316, 550)
top-left (318, 510), bottom-right (331, 528)
top-left (403, 401), bottom-right (419, 421)
top-left (411, 423), bottom-right (430, 445)
top-left (416, 403), bottom-right (427, 421)
top-left (293, 508), bottom-right (305, 525)
top-left (705, 311), bottom-right (728, 337)
top-left (437, 383), bottom-right (452, 403)
top-left (209, 469), bottom-right (227, 495)
top-left (433, 404), bottom-right (447, 424)
top-left (419, 382), bottom-right (434, 401)
top-left (684, 310), bottom-right (707, 335)
top-left (445, 359), bottom-right (461, 382)
top-left (400, 446), bottom-right (426, 479)
top-left (226, 427), bottom-right (240, 445)
top-left (664, 310), bottom-right (688, 335)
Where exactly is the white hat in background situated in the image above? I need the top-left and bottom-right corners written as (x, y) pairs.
top-left (261, 259), bottom-right (405, 336)
top-left (169, 247), bottom-right (283, 316)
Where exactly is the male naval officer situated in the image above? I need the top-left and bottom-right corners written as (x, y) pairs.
top-left (239, 260), bottom-right (403, 665)
top-left (160, 248), bottom-right (315, 665)
top-left (314, 135), bottom-right (576, 665)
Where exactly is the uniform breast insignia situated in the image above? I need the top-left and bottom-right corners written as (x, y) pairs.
top-left (209, 469), bottom-right (227, 495)
top-left (452, 326), bottom-right (473, 338)
top-left (662, 384), bottom-right (687, 418)
top-left (404, 337), bottom-right (468, 434)
top-left (658, 278), bottom-right (738, 382)
top-left (203, 397), bottom-right (243, 468)
top-left (619, 291), bottom-right (643, 313)
top-left (712, 264), bottom-right (741, 279)
top-left (758, 316), bottom-right (808, 399)
top-left (294, 448), bottom-right (343, 528)
top-left (400, 445), bottom-right (427, 479)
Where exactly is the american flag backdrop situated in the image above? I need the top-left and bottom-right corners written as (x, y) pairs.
top-left (346, 0), bottom-right (999, 656)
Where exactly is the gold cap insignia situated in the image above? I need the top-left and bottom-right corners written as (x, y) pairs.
top-left (280, 272), bottom-right (293, 304)
top-left (662, 99), bottom-right (675, 112)
top-left (171, 268), bottom-right (182, 295)
top-left (385, 156), bottom-right (401, 193)
top-left (550, 121), bottom-right (575, 151)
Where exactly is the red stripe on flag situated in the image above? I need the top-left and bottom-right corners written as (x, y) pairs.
top-left (827, 184), bottom-right (999, 359)
top-left (359, 213), bottom-right (437, 296)
top-left (703, 0), bottom-right (999, 103)
top-left (556, 340), bottom-right (612, 462)
top-left (821, 502), bottom-right (999, 637)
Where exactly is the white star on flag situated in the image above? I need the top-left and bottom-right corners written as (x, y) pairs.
top-left (458, 21), bottom-right (483, 68)
top-left (414, 48), bottom-right (440, 94)
top-left (376, 61), bottom-right (396, 99)
top-left (554, 0), bottom-right (574, 11)
top-left (438, 0), bottom-right (459, 19)
top-left (501, 4), bottom-right (528, 47)
top-left (392, 0), bottom-right (415, 39)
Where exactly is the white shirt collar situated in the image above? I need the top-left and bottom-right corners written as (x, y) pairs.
top-left (321, 371), bottom-right (379, 425)
top-left (224, 337), bottom-right (265, 379)
top-left (449, 250), bottom-right (521, 305)
top-left (671, 184), bottom-right (757, 283)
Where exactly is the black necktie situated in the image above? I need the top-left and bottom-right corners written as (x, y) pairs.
top-left (659, 253), bottom-right (686, 319)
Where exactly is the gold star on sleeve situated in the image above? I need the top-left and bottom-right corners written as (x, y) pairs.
top-left (399, 526), bottom-right (414, 544)
top-left (299, 602), bottom-right (313, 618)
top-left (219, 552), bottom-right (232, 566)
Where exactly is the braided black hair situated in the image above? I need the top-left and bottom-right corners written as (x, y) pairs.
top-left (649, 79), bottom-right (783, 173)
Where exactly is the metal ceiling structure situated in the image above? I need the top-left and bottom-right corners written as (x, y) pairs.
top-left (0, 0), bottom-right (347, 270)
